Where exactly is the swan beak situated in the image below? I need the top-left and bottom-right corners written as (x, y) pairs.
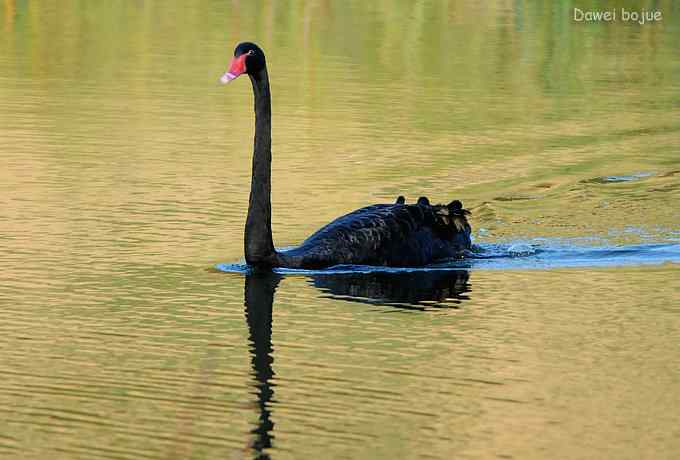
top-left (220, 54), bottom-right (248, 84)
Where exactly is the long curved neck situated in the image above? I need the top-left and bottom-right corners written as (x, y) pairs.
top-left (244, 67), bottom-right (277, 266)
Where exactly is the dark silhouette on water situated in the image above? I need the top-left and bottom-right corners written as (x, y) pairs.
top-left (221, 42), bottom-right (472, 269)
top-left (243, 271), bottom-right (281, 459)
top-left (240, 268), bottom-right (470, 456)
top-left (312, 270), bottom-right (470, 310)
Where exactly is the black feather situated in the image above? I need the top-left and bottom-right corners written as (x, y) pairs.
top-left (277, 202), bottom-right (471, 268)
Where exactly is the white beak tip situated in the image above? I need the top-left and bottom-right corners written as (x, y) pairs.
top-left (220, 72), bottom-right (237, 84)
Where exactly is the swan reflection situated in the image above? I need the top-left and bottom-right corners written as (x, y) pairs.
top-left (310, 270), bottom-right (471, 310)
top-left (243, 271), bottom-right (281, 459)
top-left (242, 269), bottom-right (470, 457)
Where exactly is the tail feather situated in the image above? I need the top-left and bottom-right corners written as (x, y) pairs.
top-left (433, 201), bottom-right (471, 234)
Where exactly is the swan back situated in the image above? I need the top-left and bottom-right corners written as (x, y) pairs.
top-left (277, 201), bottom-right (471, 268)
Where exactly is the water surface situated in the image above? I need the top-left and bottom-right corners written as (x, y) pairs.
top-left (1, 1), bottom-right (679, 459)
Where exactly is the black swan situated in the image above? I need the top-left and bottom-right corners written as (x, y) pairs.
top-left (221, 42), bottom-right (472, 269)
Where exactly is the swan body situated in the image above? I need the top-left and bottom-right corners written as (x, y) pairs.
top-left (278, 202), bottom-right (471, 269)
top-left (221, 42), bottom-right (472, 269)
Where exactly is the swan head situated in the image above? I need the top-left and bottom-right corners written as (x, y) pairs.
top-left (220, 42), bottom-right (266, 84)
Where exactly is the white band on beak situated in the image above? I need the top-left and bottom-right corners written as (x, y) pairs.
top-left (220, 72), bottom-right (238, 84)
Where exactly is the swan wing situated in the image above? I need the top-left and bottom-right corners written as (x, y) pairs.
top-left (279, 203), bottom-right (471, 268)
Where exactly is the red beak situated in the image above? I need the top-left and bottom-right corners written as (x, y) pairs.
top-left (220, 54), bottom-right (248, 84)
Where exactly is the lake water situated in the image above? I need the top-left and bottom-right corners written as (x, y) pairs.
top-left (1, 1), bottom-right (679, 459)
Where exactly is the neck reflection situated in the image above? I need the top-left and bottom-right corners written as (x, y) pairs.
top-left (243, 271), bottom-right (281, 459)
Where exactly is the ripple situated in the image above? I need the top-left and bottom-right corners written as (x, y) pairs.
top-left (581, 172), bottom-right (656, 184)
